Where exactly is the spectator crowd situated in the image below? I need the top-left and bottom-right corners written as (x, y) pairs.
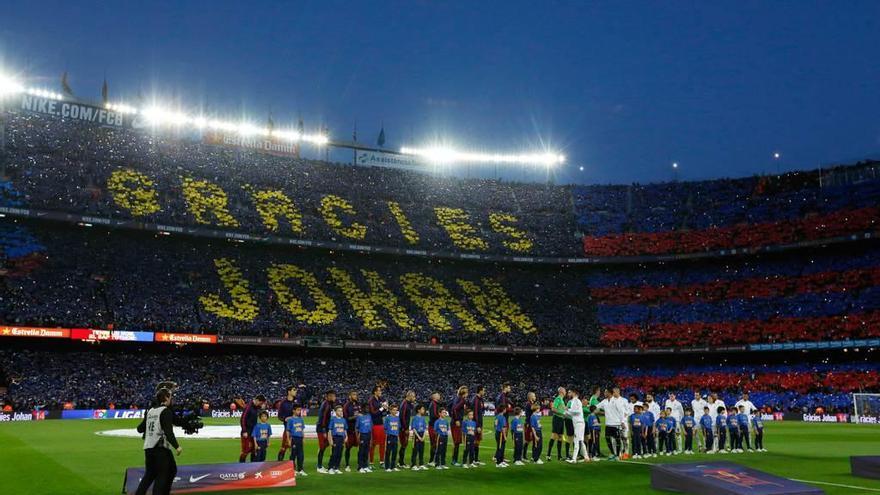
top-left (0, 222), bottom-right (594, 346)
top-left (1, 112), bottom-right (578, 257)
top-left (0, 348), bottom-right (872, 415)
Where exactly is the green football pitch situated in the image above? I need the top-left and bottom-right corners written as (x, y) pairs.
top-left (2, 417), bottom-right (880, 494)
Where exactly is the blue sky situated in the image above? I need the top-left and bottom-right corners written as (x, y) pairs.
top-left (2, 0), bottom-right (879, 184)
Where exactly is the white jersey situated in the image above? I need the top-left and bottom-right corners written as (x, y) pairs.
top-left (691, 398), bottom-right (708, 421)
top-left (707, 400), bottom-right (719, 421)
top-left (646, 400), bottom-right (661, 419)
top-left (665, 399), bottom-right (684, 421)
top-left (624, 401), bottom-right (635, 417)
top-left (599, 396), bottom-right (627, 426)
top-left (566, 397), bottom-right (585, 425)
top-left (735, 400), bottom-right (758, 415)
top-left (143, 406), bottom-right (172, 450)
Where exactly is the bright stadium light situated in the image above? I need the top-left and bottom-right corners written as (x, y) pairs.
top-left (136, 104), bottom-right (329, 145)
top-left (105, 102), bottom-right (138, 114)
top-left (26, 88), bottom-right (64, 101)
top-left (400, 147), bottom-right (565, 166)
top-left (0, 74), bottom-right (25, 97)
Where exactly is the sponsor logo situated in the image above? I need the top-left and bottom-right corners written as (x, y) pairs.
top-left (702, 469), bottom-right (784, 488)
top-left (254, 472), bottom-right (264, 479)
top-left (188, 474), bottom-right (211, 483)
top-left (91, 409), bottom-right (145, 420)
top-left (857, 416), bottom-right (879, 424)
top-left (20, 96), bottom-right (126, 126)
top-left (219, 472), bottom-right (246, 481)
top-left (270, 470), bottom-right (284, 478)
top-left (356, 151), bottom-right (421, 170)
top-left (0, 326), bottom-right (70, 338)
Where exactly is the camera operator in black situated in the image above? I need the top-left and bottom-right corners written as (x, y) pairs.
top-left (135, 388), bottom-right (182, 495)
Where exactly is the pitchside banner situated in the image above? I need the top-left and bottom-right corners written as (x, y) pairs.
top-left (123, 461), bottom-right (295, 494)
top-left (651, 461), bottom-right (825, 495)
top-left (16, 94), bottom-right (129, 127)
top-left (63, 409), bottom-right (145, 420)
top-left (355, 150), bottom-right (423, 170)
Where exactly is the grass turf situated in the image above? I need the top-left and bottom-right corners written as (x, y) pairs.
top-left (1, 417), bottom-right (879, 494)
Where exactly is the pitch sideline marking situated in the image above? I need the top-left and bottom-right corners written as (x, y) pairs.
top-left (790, 479), bottom-right (880, 493)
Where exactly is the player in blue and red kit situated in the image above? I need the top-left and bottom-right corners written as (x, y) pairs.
top-left (276, 385), bottom-right (297, 461)
top-left (470, 386), bottom-right (486, 465)
top-left (451, 386), bottom-right (468, 466)
top-left (523, 391), bottom-right (539, 461)
top-left (315, 390), bottom-right (336, 473)
top-left (398, 390), bottom-right (416, 468)
top-left (495, 383), bottom-right (513, 463)
top-left (428, 391), bottom-right (442, 466)
top-left (239, 395), bottom-right (266, 463)
top-left (368, 386), bottom-right (387, 466)
top-left (342, 390), bottom-right (360, 472)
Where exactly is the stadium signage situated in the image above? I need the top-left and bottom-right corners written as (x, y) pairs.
top-left (0, 326), bottom-right (70, 338)
top-left (211, 409), bottom-right (278, 419)
top-left (70, 328), bottom-right (154, 342)
top-left (18, 95), bottom-right (127, 127)
top-left (800, 413), bottom-right (849, 423)
top-left (155, 333), bottom-right (218, 344)
top-left (0, 411), bottom-right (43, 422)
top-left (61, 409), bottom-right (145, 420)
top-left (203, 132), bottom-right (298, 157)
top-left (355, 150), bottom-right (422, 170)
top-left (123, 460), bottom-right (296, 494)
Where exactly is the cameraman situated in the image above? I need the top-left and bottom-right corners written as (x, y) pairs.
top-left (135, 388), bottom-right (183, 495)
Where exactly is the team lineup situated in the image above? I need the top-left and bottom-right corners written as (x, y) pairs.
top-left (236, 384), bottom-right (769, 477)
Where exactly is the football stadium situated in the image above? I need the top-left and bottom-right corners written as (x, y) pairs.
top-left (2, 3), bottom-right (880, 495)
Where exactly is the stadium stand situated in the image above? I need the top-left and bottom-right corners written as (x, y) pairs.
top-left (590, 243), bottom-right (880, 348)
top-left (0, 112), bottom-right (579, 258)
top-left (0, 221), bottom-right (594, 346)
top-left (575, 164), bottom-right (880, 256)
